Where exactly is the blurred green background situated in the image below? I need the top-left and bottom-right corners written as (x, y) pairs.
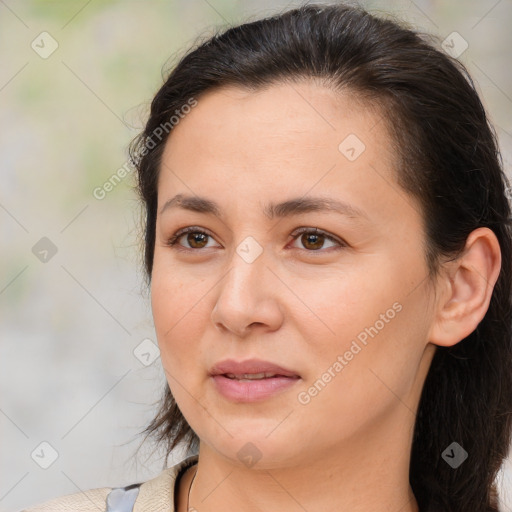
top-left (1, 1), bottom-right (511, 510)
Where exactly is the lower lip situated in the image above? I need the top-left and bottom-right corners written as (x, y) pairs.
top-left (211, 374), bottom-right (300, 402)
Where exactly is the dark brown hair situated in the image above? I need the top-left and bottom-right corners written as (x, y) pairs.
top-left (129, 3), bottom-right (512, 511)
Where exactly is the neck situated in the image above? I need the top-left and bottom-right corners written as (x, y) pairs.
top-left (182, 409), bottom-right (420, 512)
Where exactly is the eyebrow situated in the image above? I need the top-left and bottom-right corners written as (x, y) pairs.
top-left (159, 194), bottom-right (369, 221)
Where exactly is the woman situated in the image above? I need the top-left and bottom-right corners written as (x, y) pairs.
top-left (24, 2), bottom-right (512, 511)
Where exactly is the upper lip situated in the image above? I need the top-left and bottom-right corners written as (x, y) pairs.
top-left (209, 358), bottom-right (300, 378)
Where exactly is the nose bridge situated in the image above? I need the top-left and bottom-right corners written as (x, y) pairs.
top-left (222, 234), bottom-right (268, 302)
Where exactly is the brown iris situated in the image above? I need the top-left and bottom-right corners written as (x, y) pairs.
top-left (300, 232), bottom-right (325, 250)
top-left (186, 232), bottom-right (208, 249)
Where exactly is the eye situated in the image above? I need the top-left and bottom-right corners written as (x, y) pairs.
top-left (166, 226), bottom-right (347, 252)
top-left (166, 226), bottom-right (219, 250)
top-left (288, 227), bottom-right (347, 252)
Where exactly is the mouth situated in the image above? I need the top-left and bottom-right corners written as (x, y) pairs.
top-left (209, 359), bottom-right (301, 402)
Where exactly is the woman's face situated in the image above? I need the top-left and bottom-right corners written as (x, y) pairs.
top-left (151, 81), bottom-right (438, 468)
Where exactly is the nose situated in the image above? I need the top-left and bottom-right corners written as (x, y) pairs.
top-left (210, 245), bottom-right (284, 337)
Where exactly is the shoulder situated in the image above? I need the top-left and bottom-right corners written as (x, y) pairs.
top-left (20, 486), bottom-right (112, 512)
top-left (21, 454), bottom-right (199, 512)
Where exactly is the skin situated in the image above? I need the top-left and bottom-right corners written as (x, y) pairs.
top-left (150, 80), bottom-right (502, 512)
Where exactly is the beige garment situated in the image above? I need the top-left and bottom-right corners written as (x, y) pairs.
top-left (21, 454), bottom-right (199, 512)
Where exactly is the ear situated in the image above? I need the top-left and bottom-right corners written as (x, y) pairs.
top-left (428, 227), bottom-right (502, 347)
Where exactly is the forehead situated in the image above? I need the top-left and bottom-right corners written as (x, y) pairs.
top-left (165, 81), bottom-right (385, 147)
top-left (160, 80), bottom-right (395, 177)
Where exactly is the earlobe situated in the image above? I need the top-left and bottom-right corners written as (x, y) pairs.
top-left (428, 227), bottom-right (502, 348)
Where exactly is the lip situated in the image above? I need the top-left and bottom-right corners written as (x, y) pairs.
top-left (209, 358), bottom-right (301, 403)
top-left (209, 358), bottom-right (300, 378)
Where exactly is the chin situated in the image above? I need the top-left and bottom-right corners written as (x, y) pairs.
top-left (200, 431), bottom-right (308, 470)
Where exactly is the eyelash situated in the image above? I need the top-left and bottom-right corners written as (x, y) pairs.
top-left (165, 226), bottom-right (348, 253)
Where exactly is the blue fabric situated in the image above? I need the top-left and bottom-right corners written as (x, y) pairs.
top-left (105, 483), bottom-right (141, 512)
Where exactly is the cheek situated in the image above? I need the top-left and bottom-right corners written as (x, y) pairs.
top-left (297, 267), bottom-right (427, 403)
top-left (150, 267), bottom-right (204, 368)
top-left (297, 269), bottom-right (397, 352)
